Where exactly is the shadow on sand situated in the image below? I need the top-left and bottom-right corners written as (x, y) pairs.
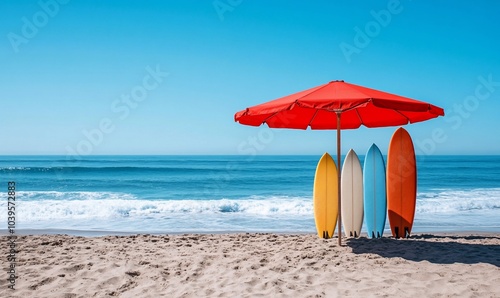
top-left (347, 234), bottom-right (500, 267)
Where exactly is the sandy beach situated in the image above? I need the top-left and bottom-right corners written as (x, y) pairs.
top-left (1, 233), bottom-right (499, 297)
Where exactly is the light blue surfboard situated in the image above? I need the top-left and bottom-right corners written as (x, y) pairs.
top-left (363, 144), bottom-right (387, 238)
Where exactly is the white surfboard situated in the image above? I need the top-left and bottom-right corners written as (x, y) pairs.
top-left (341, 149), bottom-right (364, 238)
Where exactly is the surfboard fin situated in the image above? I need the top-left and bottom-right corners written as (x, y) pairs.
top-left (323, 231), bottom-right (330, 239)
top-left (354, 231), bottom-right (357, 238)
top-left (371, 231), bottom-right (375, 239)
top-left (395, 227), bottom-right (399, 239)
top-left (377, 232), bottom-right (381, 238)
top-left (349, 231), bottom-right (353, 237)
top-left (404, 227), bottom-right (410, 238)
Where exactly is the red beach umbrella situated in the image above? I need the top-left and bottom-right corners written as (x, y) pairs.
top-left (234, 80), bottom-right (445, 245)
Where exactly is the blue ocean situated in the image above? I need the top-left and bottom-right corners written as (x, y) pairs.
top-left (0, 155), bottom-right (499, 234)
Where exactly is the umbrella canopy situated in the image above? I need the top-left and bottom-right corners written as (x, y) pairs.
top-left (235, 80), bottom-right (444, 129)
top-left (234, 80), bottom-right (444, 245)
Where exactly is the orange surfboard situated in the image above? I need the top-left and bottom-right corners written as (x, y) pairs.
top-left (387, 127), bottom-right (417, 238)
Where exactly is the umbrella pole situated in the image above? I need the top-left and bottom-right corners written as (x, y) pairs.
top-left (336, 112), bottom-right (342, 246)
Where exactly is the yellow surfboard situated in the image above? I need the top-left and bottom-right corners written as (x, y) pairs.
top-left (313, 153), bottom-right (339, 239)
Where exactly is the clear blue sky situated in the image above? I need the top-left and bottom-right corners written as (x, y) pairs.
top-left (1, 0), bottom-right (499, 155)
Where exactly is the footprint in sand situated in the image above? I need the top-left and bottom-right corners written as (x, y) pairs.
top-left (29, 276), bottom-right (56, 290)
top-left (63, 264), bottom-right (85, 272)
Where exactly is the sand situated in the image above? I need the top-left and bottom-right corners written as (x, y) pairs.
top-left (1, 233), bottom-right (499, 297)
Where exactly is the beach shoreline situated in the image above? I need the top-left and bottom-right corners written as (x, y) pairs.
top-left (1, 233), bottom-right (499, 297)
top-left (2, 228), bottom-right (499, 237)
